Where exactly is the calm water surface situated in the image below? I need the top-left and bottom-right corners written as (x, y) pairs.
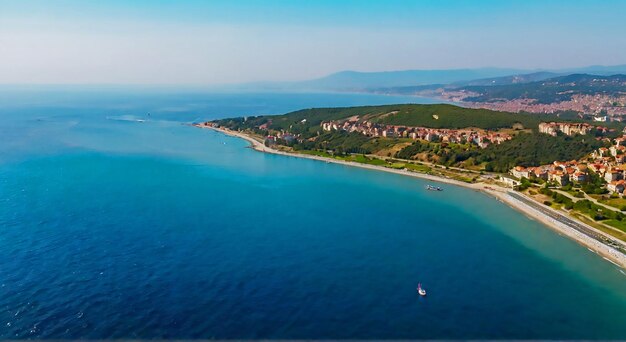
top-left (1, 89), bottom-right (626, 339)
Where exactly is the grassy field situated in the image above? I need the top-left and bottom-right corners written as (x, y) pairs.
top-left (344, 154), bottom-right (388, 166)
top-left (603, 219), bottom-right (626, 232)
top-left (296, 149), bottom-right (334, 158)
top-left (597, 197), bottom-right (626, 211)
top-left (403, 163), bottom-right (432, 173)
top-left (291, 149), bottom-right (443, 179)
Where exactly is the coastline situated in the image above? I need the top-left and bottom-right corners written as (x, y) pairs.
top-left (199, 125), bottom-right (626, 269)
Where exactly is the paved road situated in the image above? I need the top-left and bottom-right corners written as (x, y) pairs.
top-left (508, 192), bottom-right (626, 255)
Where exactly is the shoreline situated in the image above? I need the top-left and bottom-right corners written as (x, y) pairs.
top-left (199, 125), bottom-right (626, 269)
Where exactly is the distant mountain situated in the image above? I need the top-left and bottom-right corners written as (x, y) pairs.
top-left (294, 65), bottom-right (626, 91)
top-left (366, 71), bottom-right (562, 95)
top-left (561, 64), bottom-right (626, 75)
top-left (223, 64), bottom-right (626, 93)
top-left (290, 68), bottom-right (528, 91)
top-left (450, 67), bottom-right (626, 88)
top-left (461, 74), bottom-right (626, 103)
top-left (366, 84), bottom-right (446, 96)
top-left (453, 72), bottom-right (559, 86)
top-left (548, 73), bottom-right (626, 85)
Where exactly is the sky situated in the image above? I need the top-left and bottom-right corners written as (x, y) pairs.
top-left (1, 0), bottom-right (625, 85)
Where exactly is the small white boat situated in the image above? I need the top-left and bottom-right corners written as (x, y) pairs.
top-left (417, 283), bottom-right (427, 296)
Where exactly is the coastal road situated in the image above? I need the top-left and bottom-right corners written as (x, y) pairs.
top-left (508, 192), bottom-right (626, 256)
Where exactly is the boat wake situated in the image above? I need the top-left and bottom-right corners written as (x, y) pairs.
top-left (106, 115), bottom-right (147, 123)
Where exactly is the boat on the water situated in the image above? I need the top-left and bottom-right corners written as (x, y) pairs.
top-left (425, 184), bottom-right (443, 191)
top-left (417, 283), bottom-right (427, 296)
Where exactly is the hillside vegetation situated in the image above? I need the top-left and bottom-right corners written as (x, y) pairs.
top-left (464, 133), bottom-right (605, 172)
top-left (374, 104), bottom-right (543, 129)
top-left (462, 74), bottom-right (626, 104)
top-left (212, 103), bottom-right (615, 173)
top-left (214, 104), bottom-right (547, 136)
top-left (392, 132), bottom-right (605, 172)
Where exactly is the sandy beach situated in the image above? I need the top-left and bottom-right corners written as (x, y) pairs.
top-left (199, 125), bottom-right (626, 269)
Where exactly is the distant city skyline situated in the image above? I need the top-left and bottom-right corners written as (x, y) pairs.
top-left (1, 0), bottom-right (625, 85)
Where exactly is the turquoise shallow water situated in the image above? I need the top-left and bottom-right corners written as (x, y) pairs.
top-left (1, 90), bottom-right (626, 339)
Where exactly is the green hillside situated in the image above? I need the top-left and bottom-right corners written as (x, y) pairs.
top-left (210, 103), bottom-right (619, 173)
top-left (214, 104), bottom-right (546, 134)
top-left (373, 104), bottom-right (542, 129)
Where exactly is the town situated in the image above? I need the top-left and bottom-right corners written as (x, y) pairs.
top-left (511, 122), bottom-right (626, 195)
top-left (431, 92), bottom-right (626, 118)
top-left (319, 118), bottom-right (512, 148)
top-left (464, 94), bottom-right (626, 118)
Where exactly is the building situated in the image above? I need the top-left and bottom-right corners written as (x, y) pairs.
top-left (605, 169), bottom-right (623, 182)
top-left (549, 171), bottom-right (569, 186)
top-left (499, 175), bottom-right (520, 187)
top-left (610, 145), bottom-right (626, 157)
top-left (265, 136), bottom-right (277, 145)
top-left (538, 122), bottom-right (558, 136)
top-left (382, 129), bottom-right (395, 138)
top-left (318, 120), bottom-right (511, 148)
top-left (608, 180), bottom-right (626, 194)
top-left (538, 122), bottom-right (593, 136)
top-left (570, 172), bottom-right (587, 183)
top-left (511, 166), bottom-right (530, 179)
top-left (532, 167), bottom-right (549, 180)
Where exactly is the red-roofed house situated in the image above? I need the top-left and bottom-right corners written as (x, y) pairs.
top-left (549, 171), bottom-right (569, 186)
top-left (511, 166), bottom-right (530, 179)
top-left (604, 169), bottom-right (623, 182)
top-left (570, 172), bottom-right (587, 183)
top-left (608, 180), bottom-right (626, 194)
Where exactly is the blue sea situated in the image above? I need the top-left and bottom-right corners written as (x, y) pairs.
top-left (1, 88), bottom-right (626, 339)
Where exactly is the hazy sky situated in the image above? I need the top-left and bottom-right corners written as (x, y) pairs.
top-left (1, 0), bottom-right (625, 85)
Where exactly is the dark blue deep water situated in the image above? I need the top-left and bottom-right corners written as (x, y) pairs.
top-left (1, 89), bottom-right (626, 339)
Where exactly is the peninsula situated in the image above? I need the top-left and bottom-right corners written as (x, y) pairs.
top-left (195, 103), bottom-right (626, 268)
top-left (375, 74), bottom-right (626, 118)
